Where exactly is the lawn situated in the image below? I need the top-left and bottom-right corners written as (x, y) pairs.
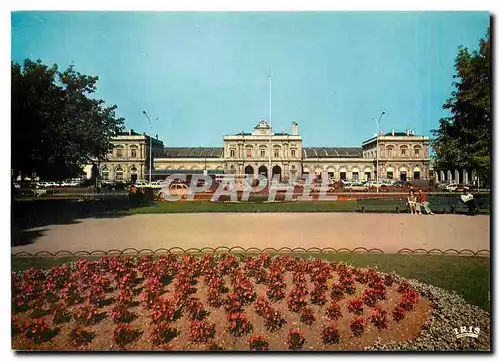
top-left (11, 253), bottom-right (490, 311)
top-left (121, 196), bottom-right (490, 215)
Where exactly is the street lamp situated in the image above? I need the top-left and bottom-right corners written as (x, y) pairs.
top-left (142, 111), bottom-right (154, 184)
top-left (374, 111), bottom-right (386, 193)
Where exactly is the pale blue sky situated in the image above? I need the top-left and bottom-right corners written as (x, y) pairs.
top-left (12, 11), bottom-right (489, 147)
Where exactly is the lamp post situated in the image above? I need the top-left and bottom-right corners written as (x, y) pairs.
top-left (142, 111), bottom-right (153, 184)
top-left (374, 111), bottom-right (386, 193)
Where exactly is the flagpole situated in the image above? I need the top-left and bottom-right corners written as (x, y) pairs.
top-left (268, 74), bottom-right (272, 186)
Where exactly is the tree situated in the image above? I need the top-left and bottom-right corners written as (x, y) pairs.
top-left (11, 59), bottom-right (125, 182)
top-left (431, 28), bottom-right (491, 185)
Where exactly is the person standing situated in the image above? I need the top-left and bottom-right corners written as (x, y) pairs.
top-left (417, 188), bottom-right (434, 215)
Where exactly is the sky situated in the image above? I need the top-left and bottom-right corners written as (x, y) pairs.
top-left (11, 11), bottom-right (490, 147)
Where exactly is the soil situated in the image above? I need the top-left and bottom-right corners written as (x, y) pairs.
top-left (12, 263), bottom-right (432, 351)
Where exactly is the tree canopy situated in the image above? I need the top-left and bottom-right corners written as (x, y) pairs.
top-left (431, 28), bottom-right (491, 184)
top-left (11, 59), bottom-right (125, 181)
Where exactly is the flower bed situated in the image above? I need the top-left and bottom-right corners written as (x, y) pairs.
top-left (11, 254), bottom-right (490, 351)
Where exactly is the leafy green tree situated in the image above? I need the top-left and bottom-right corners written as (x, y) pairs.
top-left (11, 59), bottom-right (125, 182)
top-left (431, 28), bottom-right (491, 184)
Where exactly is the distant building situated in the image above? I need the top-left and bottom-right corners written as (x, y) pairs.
top-left (150, 121), bottom-right (432, 182)
top-left (94, 129), bottom-right (164, 183)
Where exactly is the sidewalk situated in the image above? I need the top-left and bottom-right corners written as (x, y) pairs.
top-left (11, 213), bottom-right (490, 255)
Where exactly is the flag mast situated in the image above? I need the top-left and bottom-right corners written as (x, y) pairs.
top-left (268, 73), bottom-right (272, 186)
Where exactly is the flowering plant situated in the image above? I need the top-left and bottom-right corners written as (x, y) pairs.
top-left (350, 317), bottom-right (365, 337)
top-left (247, 334), bottom-right (269, 351)
top-left (287, 328), bottom-right (306, 350)
top-left (227, 312), bottom-right (253, 337)
top-left (322, 324), bottom-right (340, 344)
top-left (188, 319), bottom-right (216, 344)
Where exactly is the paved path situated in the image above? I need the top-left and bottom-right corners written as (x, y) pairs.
top-left (12, 213), bottom-right (490, 255)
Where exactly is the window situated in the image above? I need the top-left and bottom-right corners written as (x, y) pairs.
top-left (387, 147), bottom-right (394, 158)
top-left (414, 148), bottom-right (420, 156)
top-left (291, 149), bottom-right (296, 157)
top-left (116, 147), bottom-right (123, 158)
top-left (365, 172), bottom-right (371, 181)
top-left (246, 148), bottom-right (252, 158)
top-left (413, 171), bottom-right (421, 180)
top-left (230, 149), bottom-right (235, 157)
top-left (400, 171), bottom-right (407, 182)
top-left (386, 171), bottom-right (393, 179)
top-left (101, 169), bottom-right (109, 181)
top-left (274, 150), bottom-right (279, 158)
top-left (340, 172), bottom-right (347, 180)
top-left (401, 146), bottom-right (407, 156)
top-left (260, 150), bottom-right (266, 157)
top-left (130, 147), bottom-right (137, 158)
top-left (116, 167), bottom-right (124, 181)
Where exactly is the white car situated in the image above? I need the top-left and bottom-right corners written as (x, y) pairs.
top-left (446, 183), bottom-right (458, 192)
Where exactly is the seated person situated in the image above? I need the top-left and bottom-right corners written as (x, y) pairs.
top-left (407, 189), bottom-right (417, 214)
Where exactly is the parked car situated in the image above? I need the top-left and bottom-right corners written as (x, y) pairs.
top-left (445, 183), bottom-right (458, 192)
top-left (453, 184), bottom-right (470, 192)
top-left (344, 182), bottom-right (369, 192)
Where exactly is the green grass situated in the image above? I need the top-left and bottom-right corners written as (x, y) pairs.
top-left (11, 253), bottom-right (490, 311)
top-left (120, 197), bottom-right (489, 214)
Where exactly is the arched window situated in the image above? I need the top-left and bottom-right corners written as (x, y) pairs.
top-left (413, 146), bottom-right (421, 157)
top-left (387, 146), bottom-right (394, 158)
top-left (115, 167), bottom-right (124, 181)
top-left (101, 168), bottom-right (109, 181)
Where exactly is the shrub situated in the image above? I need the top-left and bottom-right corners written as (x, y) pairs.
top-left (224, 293), bottom-right (243, 314)
top-left (330, 283), bottom-right (345, 301)
top-left (22, 318), bottom-right (52, 344)
top-left (362, 288), bottom-right (379, 307)
top-left (254, 296), bottom-right (272, 317)
top-left (325, 302), bottom-right (342, 321)
top-left (370, 306), bottom-right (388, 330)
top-left (400, 289), bottom-right (420, 310)
top-left (397, 280), bottom-right (411, 293)
top-left (150, 321), bottom-right (178, 346)
top-left (73, 304), bottom-right (98, 326)
top-left (247, 334), bottom-right (269, 351)
top-left (185, 297), bottom-right (208, 321)
top-left (150, 298), bottom-right (178, 324)
top-left (69, 326), bottom-right (94, 347)
top-left (188, 320), bottom-right (216, 344)
top-left (51, 301), bottom-right (71, 324)
top-left (114, 323), bottom-right (139, 347)
top-left (384, 273), bottom-right (395, 286)
top-left (227, 312), bottom-right (253, 337)
top-left (207, 288), bottom-right (225, 308)
top-left (287, 287), bottom-right (308, 313)
top-left (322, 324), bottom-right (340, 344)
top-left (347, 298), bottom-right (364, 315)
top-left (233, 276), bottom-right (257, 305)
top-left (287, 328), bottom-right (306, 350)
top-left (300, 307), bottom-right (316, 325)
top-left (392, 305), bottom-right (406, 321)
top-left (264, 309), bottom-right (287, 332)
top-left (110, 303), bottom-right (135, 324)
top-left (310, 284), bottom-right (328, 306)
top-left (350, 317), bottom-right (365, 337)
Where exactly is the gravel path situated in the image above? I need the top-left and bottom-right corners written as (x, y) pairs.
top-left (11, 213), bottom-right (490, 255)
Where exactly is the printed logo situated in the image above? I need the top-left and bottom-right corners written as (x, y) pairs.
top-left (453, 326), bottom-right (480, 339)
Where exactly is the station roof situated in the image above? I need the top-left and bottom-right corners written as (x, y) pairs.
top-left (302, 147), bottom-right (363, 158)
top-left (162, 147), bottom-right (224, 158)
